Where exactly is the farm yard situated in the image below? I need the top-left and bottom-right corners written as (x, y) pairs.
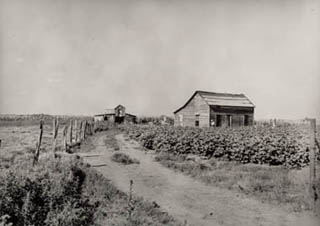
top-left (1, 0), bottom-right (319, 225)
top-left (0, 119), bottom-right (319, 226)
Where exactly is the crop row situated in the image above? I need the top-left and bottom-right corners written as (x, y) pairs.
top-left (122, 124), bottom-right (319, 168)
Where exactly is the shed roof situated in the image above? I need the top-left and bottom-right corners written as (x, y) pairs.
top-left (105, 109), bottom-right (115, 114)
top-left (174, 90), bottom-right (255, 114)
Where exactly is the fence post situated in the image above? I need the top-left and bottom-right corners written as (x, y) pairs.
top-left (79, 121), bottom-right (83, 141)
top-left (309, 118), bottom-right (317, 212)
top-left (88, 121), bottom-right (91, 136)
top-left (52, 118), bottom-right (59, 156)
top-left (84, 121), bottom-right (87, 139)
top-left (69, 120), bottom-right (73, 144)
top-left (63, 125), bottom-right (68, 152)
top-left (33, 120), bottom-right (44, 166)
top-left (128, 180), bottom-right (133, 223)
top-left (75, 120), bottom-right (78, 143)
top-left (94, 121), bottom-right (97, 133)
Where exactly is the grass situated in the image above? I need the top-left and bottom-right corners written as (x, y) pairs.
top-left (0, 125), bottom-right (94, 168)
top-left (0, 156), bottom-right (181, 226)
top-left (111, 153), bottom-right (140, 165)
top-left (154, 152), bottom-right (319, 212)
top-left (0, 125), bottom-right (65, 168)
top-left (0, 125), bottom-right (182, 226)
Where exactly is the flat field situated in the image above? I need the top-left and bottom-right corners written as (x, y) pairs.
top-left (0, 124), bottom-right (64, 168)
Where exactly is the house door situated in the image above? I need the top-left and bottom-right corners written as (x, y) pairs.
top-left (227, 115), bottom-right (232, 127)
top-left (244, 115), bottom-right (249, 126)
top-left (115, 116), bottom-right (124, 124)
top-left (216, 115), bottom-right (222, 127)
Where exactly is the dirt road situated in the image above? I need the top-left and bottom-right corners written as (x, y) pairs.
top-left (80, 132), bottom-right (319, 226)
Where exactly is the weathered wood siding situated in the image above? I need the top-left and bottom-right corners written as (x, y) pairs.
top-left (174, 93), bottom-right (210, 127)
top-left (106, 115), bottom-right (115, 122)
top-left (124, 115), bottom-right (137, 124)
top-left (94, 115), bottom-right (104, 122)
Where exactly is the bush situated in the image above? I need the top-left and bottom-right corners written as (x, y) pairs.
top-left (111, 153), bottom-right (140, 165)
top-left (0, 157), bottom-right (98, 226)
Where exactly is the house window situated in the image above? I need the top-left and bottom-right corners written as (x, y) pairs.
top-left (195, 114), bottom-right (200, 127)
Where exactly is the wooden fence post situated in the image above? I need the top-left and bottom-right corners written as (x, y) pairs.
top-left (74, 120), bottom-right (78, 143)
top-left (63, 125), bottom-right (68, 152)
top-left (90, 122), bottom-right (93, 135)
top-left (128, 180), bottom-right (133, 223)
top-left (79, 121), bottom-right (83, 141)
top-left (52, 118), bottom-right (59, 156)
top-left (84, 121), bottom-right (87, 139)
top-left (33, 120), bottom-right (44, 166)
top-left (309, 119), bottom-right (317, 212)
top-left (94, 121), bottom-right (98, 133)
top-left (87, 121), bottom-right (91, 136)
top-left (69, 120), bottom-right (73, 144)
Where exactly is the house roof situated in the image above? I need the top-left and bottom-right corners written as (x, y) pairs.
top-left (95, 105), bottom-right (136, 117)
top-left (105, 109), bottom-right (115, 114)
top-left (115, 104), bottom-right (125, 109)
top-left (94, 114), bottom-right (107, 117)
top-left (174, 90), bottom-right (255, 114)
top-left (94, 113), bottom-right (136, 117)
top-left (126, 113), bottom-right (137, 118)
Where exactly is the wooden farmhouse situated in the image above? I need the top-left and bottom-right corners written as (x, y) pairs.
top-left (174, 91), bottom-right (255, 127)
top-left (94, 105), bottom-right (136, 124)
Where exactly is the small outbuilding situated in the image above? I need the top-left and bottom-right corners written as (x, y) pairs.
top-left (174, 91), bottom-right (255, 127)
top-left (94, 105), bottom-right (136, 124)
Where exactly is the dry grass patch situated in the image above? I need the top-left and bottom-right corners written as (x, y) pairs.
top-left (111, 153), bottom-right (140, 165)
top-left (154, 152), bottom-right (318, 212)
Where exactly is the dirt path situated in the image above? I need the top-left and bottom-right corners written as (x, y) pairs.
top-left (80, 132), bottom-right (319, 226)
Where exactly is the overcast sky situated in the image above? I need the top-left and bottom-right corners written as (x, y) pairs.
top-left (0, 0), bottom-right (319, 119)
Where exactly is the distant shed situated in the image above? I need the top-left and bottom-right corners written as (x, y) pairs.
top-left (174, 91), bottom-right (255, 127)
top-left (94, 105), bottom-right (136, 124)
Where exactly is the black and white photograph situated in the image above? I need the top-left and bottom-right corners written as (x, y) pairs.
top-left (0, 0), bottom-right (319, 225)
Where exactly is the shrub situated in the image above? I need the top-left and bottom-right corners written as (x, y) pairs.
top-left (111, 153), bottom-right (140, 165)
top-left (0, 157), bottom-right (99, 226)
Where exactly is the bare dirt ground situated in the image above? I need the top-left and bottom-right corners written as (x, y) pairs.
top-left (80, 132), bottom-right (319, 226)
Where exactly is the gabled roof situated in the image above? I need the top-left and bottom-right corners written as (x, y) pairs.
top-left (115, 104), bottom-right (125, 109)
top-left (174, 90), bottom-right (255, 114)
top-left (126, 113), bottom-right (137, 118)
top-left (95, 104), bottom-right (136, 117)
top-left (94, 112), bottom-right (136, 117)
